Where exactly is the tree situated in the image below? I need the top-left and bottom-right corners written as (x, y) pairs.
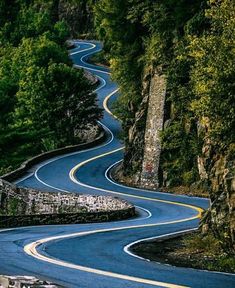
top-left (190, 0), bottom-right (235, 147)
top-left (0, 46), bottom-right (17, 128)
top-left (94, 0), bottom-right (207, 184)
top-left (16, 63), bottom-right (102, 145)
top-left (0, 0), bottom-right (102, 174)
top-left (0, 0), bottom-right (69, 46)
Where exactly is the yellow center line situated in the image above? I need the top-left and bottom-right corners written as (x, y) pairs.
top-left (24, 226), bottom-right (190, 288)
top-left (74, 88), bottom-right (203, 217)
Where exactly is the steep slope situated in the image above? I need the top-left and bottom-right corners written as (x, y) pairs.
top-left (94, 0), bottom-right (235, 253)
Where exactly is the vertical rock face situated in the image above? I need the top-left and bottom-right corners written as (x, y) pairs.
top-left (121, 69), bottom-right (151, 184)
top-left (199, 121), bottom-right (235, 253)
top-left (140, 70), bottom-right (166, 189)
top-left (119, 67), bottom-right (166, 188)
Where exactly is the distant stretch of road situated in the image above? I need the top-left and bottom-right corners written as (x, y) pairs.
top-left (0, 41), bottom-right (234, 288)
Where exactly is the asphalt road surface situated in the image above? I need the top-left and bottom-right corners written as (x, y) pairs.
top-left (0, 41), bottom-right (234, 288)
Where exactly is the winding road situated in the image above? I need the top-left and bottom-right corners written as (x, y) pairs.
top-left (0, 41), bottom-right (234, 288)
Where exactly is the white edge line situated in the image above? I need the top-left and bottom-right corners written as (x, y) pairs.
top-left (124, 228), bottom-right (198, 261)
top-left (69, 43), bottom-right (96, 55)
top-left (73, 64), bottom-right (110, 75)
top-left (124, 228), bottom-right (235, 277)
top-left (135, 206), bottom-right (152, 220)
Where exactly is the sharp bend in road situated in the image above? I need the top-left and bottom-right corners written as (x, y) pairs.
top-left (0, 41), bottom-right (234, 288)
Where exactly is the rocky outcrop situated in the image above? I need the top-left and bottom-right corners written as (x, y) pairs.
top-left (121, 69), bottom-right (151, 184)
top-left (117, 67), bottom-right (166, 189)
top-left (75, 123), bottom-right (100, 143)
top-left (199, 120), bottom-right (235, 253)
top-left (140, 68), bottom-right (166, 189)
top-left (0, 275), bottom-right (60, 288)
top-left (200, 148), bottom-right (235, 253)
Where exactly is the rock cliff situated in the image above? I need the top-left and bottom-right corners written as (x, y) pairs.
top-left (117, 72), bottom-right (234, 253)
top-left (199, 121), bottom-right (235, 253)
top-left (116, 67), bottom-right (166, 189)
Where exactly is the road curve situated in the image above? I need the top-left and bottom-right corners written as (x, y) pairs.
top-left (0, 41), bottom-right (234, 288)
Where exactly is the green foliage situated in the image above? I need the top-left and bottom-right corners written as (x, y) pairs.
top-left (0, 0), bottom-right (102, 174)
top-left (94, 0), bottom-right (234, 188)
top-left (183, 233), bottom-right (221, 254)
top-left (189, 0), bottom-right (235, 148)
top-left (88, 50), bottom-right (110, 67)
top-left (180, 233), bottom-right (235, 272)
top-left (161, 0), bottom-right (234, 185)
top-left (16, 62), bottom-right (102, 145)
top-left (94, 0), bottom-right (144, 126)
top-left (52, 20), bottom-right (70, 45)
top-left (8, 198), bottom-right (20, 216)
top-left (94, 0), bottom-right (209, 185)
top-left (0, 0), bottom-right (67, 46)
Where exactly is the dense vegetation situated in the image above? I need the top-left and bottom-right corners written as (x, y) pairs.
top-left (56, 0), bottom-right (97, 38)
top-left (93, 0), bottom-right (235, 253)
top-left (0, 0), bottom-right (101, 175)
top-left (94, 0), bottom-right (235, 187)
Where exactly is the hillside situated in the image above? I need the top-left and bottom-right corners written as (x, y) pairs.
top-left (94, 0), bottom-right (235, 254)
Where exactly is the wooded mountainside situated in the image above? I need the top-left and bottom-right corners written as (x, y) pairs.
top-left (0, 0), bottom-right (101, 175)
top-left (93, 0), bottom-right (235, 253)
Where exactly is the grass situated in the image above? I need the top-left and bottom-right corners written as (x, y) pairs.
top-left (132, 232), bottom-right (235, 273)
top-left (0, 144), bottom-right (40, 176)
top-left (180, 233), bottom-right (235, 273)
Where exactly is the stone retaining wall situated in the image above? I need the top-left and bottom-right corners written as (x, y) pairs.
top-left (0, 179), bottom-right (135, 228)
top-left (0, 275), bottom-right (60, 288)
top-left (0, 123), bottom-right (135, 229)
top-left (0, 208), bottom-right (135, 228)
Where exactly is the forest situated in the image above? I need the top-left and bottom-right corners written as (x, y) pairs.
top-left (94, 0), bottom-right (235, 254)
top-left (94, 0), bottom-right (235, 253)
top-left (94, 0), bottom-right (234, 187)
top-left (0, 0), bottom-right (101, 175)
